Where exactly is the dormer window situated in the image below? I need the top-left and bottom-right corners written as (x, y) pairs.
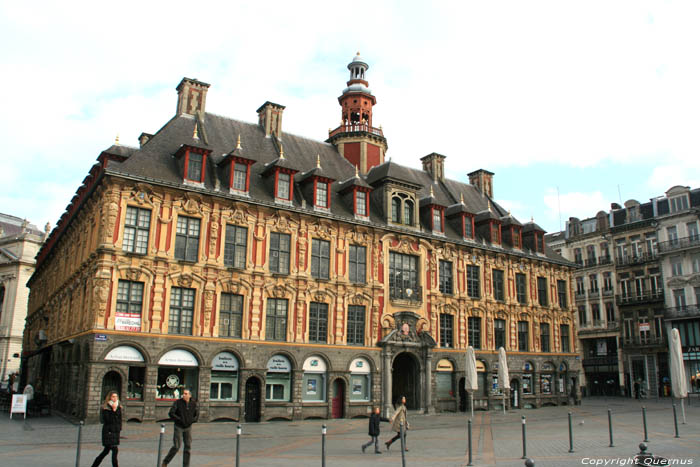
top-left (232, 163), bottom-right (248, 191)
top-left (186, 152), bottom-right (204, 182)
top-left (536, 234), bottom-right (544, 253)
top-left (315, 181), bottom-right (329, 208)
top-left (277, 172), bottom-right (291, 200)
top-left (513, 227), bottom-right (521, 248)
top-left (432, 208), bottom-right (444, 233)
top-left (670, 195), bottom-right (689, 213)
top-left (465, 216), bottom-right (474, 238)
top-left (491, 223), bottom-right (501, 244)
top-left (404, 200), bottom-right (414, 225)
top-left (356, 191), bottom-right (367, 216)
top-left (390, 194), bottom-right (415, 226)
top-left (391, 197), bottom-right (400, 222)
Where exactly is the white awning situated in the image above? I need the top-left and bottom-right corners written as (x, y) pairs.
top-left (159, 349), bottom-right (198, 367)
top-left (302, 356), bottom-right (327, 372)
top-left (350, 357), bottom-right (370, 374)
top-left (105, 345), bottom-right (145, 363)
top-left (212, 352), bottom-right (239, 371)
top-left (267, 355), bottom-right (292, 373)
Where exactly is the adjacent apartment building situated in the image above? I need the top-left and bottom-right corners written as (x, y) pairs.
top-left (23, 54), bottom-right (579, 423)
top-left (547, 186), bottom-right (700, 398)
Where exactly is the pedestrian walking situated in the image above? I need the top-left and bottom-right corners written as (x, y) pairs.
top-left (162, 389), bottom-right (198, 467)
top-left (90, 391), bottom-right (122, 467)
top-left (361, 407), bottom-right (389, 454)
top-left (385, 396), bottom-right (409, 452)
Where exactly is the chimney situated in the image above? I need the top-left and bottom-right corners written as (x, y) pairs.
top-left (256, 101), bottom-right (286, 138)
top-left (176, 77), bottom-right (210, 117)
top-left (468, 169), bottom-right (494, 198)
top-left (420, 153), bottom-right (446, 182)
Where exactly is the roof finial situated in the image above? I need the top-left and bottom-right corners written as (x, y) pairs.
top-left (460, 193), bottom-right (464, 204)
top-left (531, 215), bottom-right (534, 222)
top-left (488, 200), bottom-right (492, 211)
top-left (357, 51), bottom-right (361, 56)
top-left (316, 154), bottom-right (321, 168)
top-left (279, 144), bottom-right (285, 159)
top-left (430, 185), bottom-right (434, 197)
top-left (355, 164), bottom-right (359, 178)
top-left (193, 122), bottom-right (199, 140)
top-left (115, 134), bottom-right (120, 146)
top-left (236, 134), bottom-right (241, 150)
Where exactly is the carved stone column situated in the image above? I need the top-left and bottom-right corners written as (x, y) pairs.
top-left (383, 349), bottom-right (393, 417)
top-left (425, 350), bottom-right (434, 414)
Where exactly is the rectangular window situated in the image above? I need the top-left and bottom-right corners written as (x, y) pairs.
top-left (265, 298), bottom-right (288, 341)
top-left (467, 265), bottom-right (480, 299)
top-left (654, 316), bottom-right (663, 339)
top-left (187, 152), bottom-right (203, 181)
top-left (224, 225), bottom-right (247, 269)
top-left (440, 313), bottom-right (453, 348)
top-left (589, 274), bottom-right (599, 292)
top-left (645, 234), bottom-right (657, 255)
top-left (348, 245), bottom-right (366, 284)
top-left (576, 277), bottom-right (585, 295)
top-left (540, 323), bottom-right (550, 352)
top-left (269, 232), bottom-right (291, 274)
top-left (169, 287), bottom-right (195, 335)
top-left (615, 239), bottom-right (627, 260)
top-left (578, 305), bottom-right (587, 325)
top-left (491, 223), bottom-right (500, 243)
top-left (468, 317), bottom-right (481, 349)
top-left (493, 269), bottom-right (505, 301)
top-left (439, 260), bottom-right (453, 295)
top-left (605, 302), bottom-right (615, 323)
top-left (219, 293), bottom-right (243, 338)
top-left (694, 254), bottom-right (700, 274)
top-left (347, 305), bottom-right (365, 345)
top-left (315, 182), bottom-right (328, 208)
top-left (464, 217), bottom-right (473, 238)
top-left (308, 302), bottom-right (328, 343)
top-left (116, 280), bottom-right (144, 330)
top-left (671, 256), bottom-right (683, 276)
top-left (122, 206), bottom-right (151, 254)
top-left (560, 325), bottom-right (570, 352)
top-left (574, 248), bottom-right (583, 265)
top-left (516, 273), bottom-right (527, 304)
top-left (592, 303), bottom-right (601, 322)
top-left (494, 319), bottom-right (506, 349)
top-left (175, 216), bottom-right (200, 262)
top-left (232, 162), bottom-right (247, 191)
top-left (433, 209), bottom-right (443, 232)
top-left (670, 195), bottom-right (689, 213)
top-left (557, 280), bottom-right (567, 308)
top-left (277, 172), bottom-right (291, 200)
top-left (688, 222), bottom-right (699, 241)
top-left (518, 321), bottom-right (529, 351)
top-left (537, 277), bottom-right (548, 306)
top-left (603, 272), bottom-right (613, 291)
top-left (389, 252), bottom-right (419, 300)
top-left (667, 226), bottom-right (679, 244)
top-left (673, 289), bottom-right (686, 308)
top-left (311, 239), bottom-right (331, 279)
top-left (355, 191), bottom-right (367, 216)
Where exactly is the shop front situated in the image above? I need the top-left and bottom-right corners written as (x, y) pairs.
top-left (155, 349), bottom-right (199, 421)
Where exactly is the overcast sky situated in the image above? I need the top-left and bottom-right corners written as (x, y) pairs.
top-left (2, 1), bottom-right (699, 234)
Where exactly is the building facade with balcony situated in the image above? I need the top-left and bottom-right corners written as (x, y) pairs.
top-left (22, 54), bottom-right (579, 423)
top-left (655, 185), bottom-right (700, 395)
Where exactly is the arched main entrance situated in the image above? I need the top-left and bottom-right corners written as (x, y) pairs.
top-left (101, 371), bottom-right (122, 401)
top-left (244, 377), bottom-right (261, 422)
top-left (331, 379), bottom-right (345, 419)
top-left (392, 352), bottom-right (419, 410)
top-left (458, 377), bottom-right (467, 412)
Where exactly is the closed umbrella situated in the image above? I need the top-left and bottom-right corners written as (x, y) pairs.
top-left (669, 328), bottom-right (688, 423)
top-left (498, 347), bottom-right (510, 414)
top-left (465, 346), bottom-right (478, 419)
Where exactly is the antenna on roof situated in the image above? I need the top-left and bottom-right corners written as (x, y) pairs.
top-left (236, 134), bottom-right (242, 150)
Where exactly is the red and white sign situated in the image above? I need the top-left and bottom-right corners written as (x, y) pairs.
top-left (639, 322), bottom-right (650, 332)
top-left (115, 313), bottom-right (141, 332)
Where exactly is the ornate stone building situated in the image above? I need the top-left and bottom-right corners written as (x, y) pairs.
top-left (23, 54), bottom-right (579, 423)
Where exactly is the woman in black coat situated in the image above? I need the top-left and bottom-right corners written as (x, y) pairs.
top-left (91, 391), bottom-right (122, 467)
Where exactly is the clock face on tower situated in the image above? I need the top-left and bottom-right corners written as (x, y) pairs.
top-left (166, 374), bottom-right (180, 389)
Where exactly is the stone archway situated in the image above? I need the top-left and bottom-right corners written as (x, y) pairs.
top-left (392, 352), bottom-right (420, 409)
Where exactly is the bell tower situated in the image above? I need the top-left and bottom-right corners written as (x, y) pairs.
top-left (327, 53), bottom-right (388, 175)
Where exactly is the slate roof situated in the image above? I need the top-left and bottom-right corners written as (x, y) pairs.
top-left (0, 213), bottom-right (43, 238)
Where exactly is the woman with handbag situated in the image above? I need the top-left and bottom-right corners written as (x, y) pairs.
top-left (91, 391), bottom-right (122, 467)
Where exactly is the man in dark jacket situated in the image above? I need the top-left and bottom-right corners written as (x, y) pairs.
top-left (162, 389), bottom-right (199, 467)
top-left (361, 406), bottom-right (389, 454)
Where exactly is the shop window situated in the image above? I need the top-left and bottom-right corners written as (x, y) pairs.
top-left (157, 349), bottom-right (199, 400)
top-left (541, 362), bottom-right (554, 394)
top-left (436, 359), bottom-right (454, 399)
top-left (210, 352), bottom-right (239, 401)
top-left (266, 355), bottom-right (292, 402)
top-left (349, 358), bottom-right (370, 401)
top-left (302, 356), bottom-right (327, 402)
top-left (127, 367), bottom-right (145, 400)
top-left (105, 346), bottom-right (146, 400)
top-left (122, 206), bottom-right (151, 254)
top-left (522, 362), bottom-right (534, 395)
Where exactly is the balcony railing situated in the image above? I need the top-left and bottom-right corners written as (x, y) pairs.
top-left (602, 288), bottom-right (614, 296)
top-left (607, 321), bottom-right (619, 330)
top-left (329, 123), bottom-right (384, 139)
top-left (615, 252), bottom-right (658, 267)
top-left (588, 288), bottom-right (600, 297)
top-left (665, 304), bottom-right (700, 319)
top-left (579, 256), bottom-right (612, 269)
top-left (575, 291), bottom-right (587, 302)
top-left (622, 336), bottom-right (665, 347)
top-left (582, 356), bottom-right (619, 367)
top-left (616, 291), bottom-right (664, 306)
top-left (389, 285), bottom-right (423, 302)
top-left (657, 235), bottom-right (700, 254)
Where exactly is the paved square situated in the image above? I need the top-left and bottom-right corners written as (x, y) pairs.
top-left (1, 397), bottom-right (698, 466)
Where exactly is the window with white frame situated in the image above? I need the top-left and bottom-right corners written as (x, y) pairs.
top-left (232, 162), bottom-right (247, 191)
top-left (315, 181), bottom-right (329, 208)
top-left (349, 358), bottom-right (370, 401)
top-left (671, 256), bottom-right (683, 276)
top-left (670, 195), bottom-right (689, 213)
top-left (266, 355), bottom-right (292, 401)
top-left (302, 356), bottom-right (327, 402)
top-left (277, 173), bottom-right (291, 200)
top-left (355, 190), bottom-right (367, 216)
top-left (123, 206), bottom-right (151, 254)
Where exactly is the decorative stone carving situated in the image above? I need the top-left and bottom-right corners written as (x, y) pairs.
top-left (210, 215), bottom-right (219, 257)
top-left (125, 268), bottom-right (142, 281)
top-left (178, 274), bottom-right (194, 288)
top-left (93, 278), bottom-right (111, 317)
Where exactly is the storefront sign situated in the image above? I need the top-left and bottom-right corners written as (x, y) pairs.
top-left (542, 362), bottom-right (554, 371)
top-left (303, 356), bottom-right (327, 372)
top-left (437, 359), bottom-right (454, 372)
top-left (212, 352), bottom-right (239, 371)
top-left (115, 313), bottom-right (141, 332)
top-left (267, 355), bottom-right (292, 373)
top-left (350, 358), bottom-right (370, 374)
top-left (105, 345), bottom-right (145, 362)
top-left (10, 395), bottom-right (27, 419)
top-left (159, 349), bottom-right (198, 367)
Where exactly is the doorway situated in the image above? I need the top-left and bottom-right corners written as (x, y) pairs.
top-left (510, 379), bottom-right (520, 409)
top-left (101, 371), bottom-right (122, 401)
top-left (392, 352), bottom-right (419, 410)
top-left (331, 379), bottom-right (345, 419)
top-left (244, 377), bottom-right (261, 422)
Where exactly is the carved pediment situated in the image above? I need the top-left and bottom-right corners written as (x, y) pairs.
top-left (380, 311), bottom-right (436, 347)
top-left (667, 277), bottom-right (687, 288)
top-left (125, 268), bottom-right (142, 282)
top-left (178, 274), bottom-right (194, 288)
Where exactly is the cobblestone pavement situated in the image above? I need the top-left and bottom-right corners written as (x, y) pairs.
top-left (1, 397), bottom-right (698, 466)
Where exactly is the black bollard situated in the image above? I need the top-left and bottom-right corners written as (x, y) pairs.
top-left (672, 404), bottom-right (679, 438)
top-left (156, 423), bottom-right (165, 467)
top-left (322, 424), bottom-right (327, 467)
top-left (607, 409), bottom-right (614, 447)
top-left (400, 421), bottom-right (406, 467)
top-left (468, 418), bottom-right (473, 466)
top-left (642, 407), bottom-right (648, 442)
top-left (236, 424), bottom-right (241, 467)
top-left (75, 421), bottom-right (84, 467)
top-left (521, 416), bottom-right (527, 459)
top-left (568, 412), bottom-right (574, 453)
